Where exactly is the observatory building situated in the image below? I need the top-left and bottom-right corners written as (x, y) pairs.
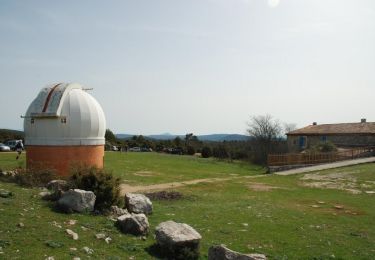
top-left (24, 83), bottom-right (106, 176)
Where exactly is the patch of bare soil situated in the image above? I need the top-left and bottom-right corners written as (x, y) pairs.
top-left (119, 177), bottom-right (234, 195)
top-left (144, 191), bottom-right (183, 201)
top-left (247, 182), bottom-right (284, 192)
top-left (300, 171), bottom-right (365, 194)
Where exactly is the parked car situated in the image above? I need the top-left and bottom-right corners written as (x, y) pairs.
top-left (4, 140), bottom-right (23, 151)
top-left (129, 147), bottom-right (141, 152)
top-left (0, 143), bottom-right (11, 152)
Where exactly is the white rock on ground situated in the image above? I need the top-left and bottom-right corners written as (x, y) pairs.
top-left (82, 246), bottom-right (94, 254)
top-left (117, 213), bottom-right (150, 236)
top-left (155, 220), bottom-right (201, 255)
top-left (57, 189), bottom-right (96, 213)
top-left (66, 229), bottom-right (79, 240)
top-left (125, 193), bottom-right (153, 215)
top-left (208, 245), bottom-right (267, 260)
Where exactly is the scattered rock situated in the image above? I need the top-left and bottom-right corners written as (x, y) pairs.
top-left (334, 205), bottom-right (344, 210)
top-left (317, 201), bottom-right (325, 204)
top-left (208, 245), bottom-right (267, 260)
top-left (73, 257), bottom-right (80, 260)
top-left (0, 171), bottom-right (16, 178)
top-left (365, 191), bottom-right (375, 194)
top-left (81, 226), bottom-right (89, 231)
top-left (105, 237), bottom-right (112, 244)
top-left (311, 205), bottom-right (320, 208)
top-left (125, 193), bottom-right (153, 215)
top-left (17, 222), bottom-right (24, 228)
top-left (110, 205), bottom-right (129, 217)
top-left (70, 247), bottom-right (77, 251)
top-left (51, 221), bottom-right (62, 229)
top-left (155, 220), bottom-right (201, 258)
top-left (45, 257), bottom-right (55, 260)
top-left (117, 213), bottom-right (149, 236)
top-left (95, 233), bottom-right (106, 239)
top-left (65, 219), bottom-right (77, 226)
top-left (57, 189), bottom-right (96, 213)
top-left (0, 189), bottom-right (13, 198)
top-left (82, 246), bottom-right (94, 254)
top-left (66, 229), bottom-right (79, 240)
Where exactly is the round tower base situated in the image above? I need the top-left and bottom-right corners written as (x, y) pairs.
top-left (26, 145), bottom-right (104, 176)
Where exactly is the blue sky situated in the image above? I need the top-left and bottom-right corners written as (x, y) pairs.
top-left (1, 0), bottom-right (374, 135)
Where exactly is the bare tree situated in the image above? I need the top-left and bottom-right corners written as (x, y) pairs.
top-left (247, 115), bottom-right (282, 165)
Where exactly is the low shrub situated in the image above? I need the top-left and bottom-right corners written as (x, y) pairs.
top-left (13, 167), bottom-right (57, 187)
top-left (201, 146), bottom-right (212, 158)
top-left (308, 141), bottom-right (337, 153)
top-left (69, 165), bottom-right (121, 211)
top-left (186, 146), bottom-right (196, 155)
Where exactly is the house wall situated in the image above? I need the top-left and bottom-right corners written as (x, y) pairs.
top-left (287, 134), bottom-right (375, 152)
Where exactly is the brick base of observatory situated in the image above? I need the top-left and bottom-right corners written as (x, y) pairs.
top-left (26, 145), bottom-right (104, 176)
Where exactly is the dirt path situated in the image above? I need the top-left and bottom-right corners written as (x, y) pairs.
top-left (120, 175), bottom-right (266, 195)
top-left (275, 157), bottom-right (375, 176)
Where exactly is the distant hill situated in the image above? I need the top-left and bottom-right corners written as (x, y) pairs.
top-left (0, 129), bottom-right (24, 141)
top-left (116, 133), bottom-right (250, 142)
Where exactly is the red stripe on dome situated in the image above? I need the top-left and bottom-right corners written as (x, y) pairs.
top-left (42, 83), bottom-right (61, 113)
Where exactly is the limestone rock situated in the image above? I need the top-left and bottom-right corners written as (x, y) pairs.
top-left (208, 245), bottom-right (267, 260)
top-left (125, 193), bottom-right (153, 215)
top-left (110, 205), bottom-right (129, 217)
top-left (155, 220), bottom-right (201, 258)
top-left (82, 246), bottom-right (94, 254)
top-left (117, 213), bottom-right (149, 236)
top-left (57, 189), bottom-right (96, 213)
top-left (66, 229), bottom-right (79, 240)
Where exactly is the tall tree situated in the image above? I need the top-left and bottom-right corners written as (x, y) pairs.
top-left (105, 129), bottom-right (117, 143)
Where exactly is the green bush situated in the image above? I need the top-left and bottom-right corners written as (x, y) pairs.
top-left (308, 141), bottom-right (337, 153)
top-left (69, 165), bottom-right (121, 211)
top-left (212, 145), bottom-right (229, 159)
top-left (186, 146), bottom-right (196, 155)
top-left (201, 146), bottom-right (212, 158)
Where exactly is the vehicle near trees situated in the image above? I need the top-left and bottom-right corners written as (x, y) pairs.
top-left (4, 140), bottom-right (23, 151)
top-left (0, 143), bottom-right (11, 152)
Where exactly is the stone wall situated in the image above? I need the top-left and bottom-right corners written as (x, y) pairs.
top-left (287, 134), bottom-right (375, 152)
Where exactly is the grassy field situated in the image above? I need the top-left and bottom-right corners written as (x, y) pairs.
top-left (1, 152), bottom-right (375, 259)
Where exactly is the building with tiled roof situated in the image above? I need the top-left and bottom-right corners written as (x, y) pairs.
top-left (286, 119), bottom-right (375, 152)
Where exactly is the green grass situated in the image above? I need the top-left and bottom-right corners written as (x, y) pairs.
top-left (1, 152), bottom-right (375, 259)
top-left (0, 152), bottom-right (264, 184)
top-left (105, 152), bottom-right (264, 184)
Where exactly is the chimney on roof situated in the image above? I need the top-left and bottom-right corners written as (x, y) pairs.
top-left (361, 118), bottom-right (366, 123)
top-left (312, 122), bottom-right (317, 126)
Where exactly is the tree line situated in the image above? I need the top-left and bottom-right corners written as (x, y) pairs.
top-left (105, 114), bottom-right (295, 165)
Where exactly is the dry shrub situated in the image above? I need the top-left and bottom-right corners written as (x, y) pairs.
top-left (13, 166), bottom-right (57, 187)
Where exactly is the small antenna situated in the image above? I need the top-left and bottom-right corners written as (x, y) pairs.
top-left (83, 88), bottom-right (94, 91)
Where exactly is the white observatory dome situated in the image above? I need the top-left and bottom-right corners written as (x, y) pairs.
top-left (24, 83), bottom-right (106, 146)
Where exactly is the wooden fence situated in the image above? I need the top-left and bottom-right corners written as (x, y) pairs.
top-left (268, 147), bottom-right (375, 167)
